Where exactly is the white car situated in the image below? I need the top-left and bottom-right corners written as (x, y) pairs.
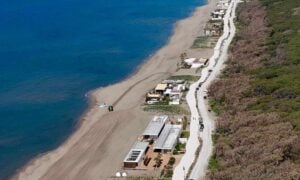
top-left (99, 102), bottom-right (108, 108)
top-left (147, 100), bottom-right (159, 105)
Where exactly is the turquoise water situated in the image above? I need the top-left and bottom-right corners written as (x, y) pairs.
top-left (0, 0), bottom-right (205, 178)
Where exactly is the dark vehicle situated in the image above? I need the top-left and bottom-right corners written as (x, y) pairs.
top-left (200, 123), bottom-right (204, 131)
top-left (198, 117), bottom-right (203, 123)
top-left (108, 105), bottom-right (114, 112)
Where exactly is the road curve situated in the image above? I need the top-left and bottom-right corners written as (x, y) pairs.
top-left (189, 0), bottom-right (239, 179)
top-left (173, 0), bottom-right (239, 179)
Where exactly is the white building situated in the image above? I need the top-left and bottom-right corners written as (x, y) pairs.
top-left (184, 58), bottom-right (209, 69)
top-left (184, 58), bottom-right (197, 66)
top-left (191, 58), bottom-right (209, 68)
top-left (211, 9), bottom-right (226, 18)
top-left (155, 83), bottom-right (168, 94)
top-left (123, 142), bottom-right (149, 168)
top-left (154, 124), bottom-right (182, 152)
top-left (142, 115), bottom-right (169, 140)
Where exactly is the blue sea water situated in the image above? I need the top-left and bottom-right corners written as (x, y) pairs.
top-left (0, 0), bottom-right (205, 178)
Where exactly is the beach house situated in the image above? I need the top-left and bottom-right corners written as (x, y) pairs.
top-left (183, 57), bottom-right (209, 68)
top-left (142, 115), bottom-right (169, 140)
top-left (153, 124), bottom-right (182, 153)
top-left (145, 92), bottom-right (162, 103)
top-left (155, 83), bottom-right (168, 94)
top-left (123, 142), bottom-right (149, 168)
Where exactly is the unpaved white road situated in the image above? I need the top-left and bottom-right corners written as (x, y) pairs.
top-left (173, 0), bottom-right (239, 179)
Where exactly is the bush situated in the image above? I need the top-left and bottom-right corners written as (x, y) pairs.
top-left (174, 142), bottom-right (185, 152)
top-left (164, 170), bottom-right (173, 178)
top-left (168, 157), bottom-right (176, 166)
top-left (208, 0), bottom-right (300, 178)
top-left (143, 105), bottom-right (189, 115)
top-left (168, 75), bottom-right (200, 82)
top-left (209, 99), bottom-right (224, 115)
top-left (180, 131), bottom-right (190, 138)
top-left (182, 116), bottom-right (188, 130)
top-left (208, 156), bottom-right (219, 172)
top-left (143, 157), bottom-right (151, 166)
top-left (173, 150), bottom-right (178, 155)
top-left (149, 139), bottom-right (154, 145)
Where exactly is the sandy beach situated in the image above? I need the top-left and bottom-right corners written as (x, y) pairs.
top-left (13, 1), bottom-right (217, 179)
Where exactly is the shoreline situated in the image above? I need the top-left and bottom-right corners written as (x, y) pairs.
top-left (13, 0), bottom-right (217, 179)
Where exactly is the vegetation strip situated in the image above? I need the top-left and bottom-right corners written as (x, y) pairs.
top-left (208, 0), bottom-right (300, 179)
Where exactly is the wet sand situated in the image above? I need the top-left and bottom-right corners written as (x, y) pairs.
top-left (14, 1), bottom-right (217, 179)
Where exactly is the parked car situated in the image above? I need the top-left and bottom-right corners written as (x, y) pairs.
top-left (200, 123), bottom-right (204, 131)
top-left (147, 100), bottom-right (159, 105)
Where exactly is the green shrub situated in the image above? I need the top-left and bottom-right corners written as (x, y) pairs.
top-left (168, 75), bottom-right (200, 82)
top-left (143, 105), bottom-right (189, 115)
top-left (168, 157), bottom-right (176, 166)
top-left (209, 99), bottom-right (224, 115)
top-left (208, 156), bottom-right (219, 172)
top-left (180, 131), bottom-right (190, 138)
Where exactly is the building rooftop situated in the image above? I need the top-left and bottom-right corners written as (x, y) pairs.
top-left (198, 58), bottom-right (209, 63)
top-left (155, 83), bottom-right (168, 91)
top-left (191, 58), bottom-right (209, 68)
top-left (184, 58), bottom-right (196, 65)
top-left (142, 115), bottom-right (168, 137)
top-left (154, 124), bottom-right (182, 151)
top-left (212, 9), bottom-right (226, 15)
top-left (124, 142), bottom-right (149, 163)
top-left (146, 93), bottom-right (161, 98)
top-left (162, 79), bottom-right (185, 84)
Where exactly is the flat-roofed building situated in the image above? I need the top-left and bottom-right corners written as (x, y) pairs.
top-left (142, 115), bottom-right (169, 140)
top-left (191, 58), bottom-right (209, 68)
top-left (146, 93), bottom-right (162, 102)
top-left (154, 124), bottom-right (182, 153)
top-left (155, 83), bottom-right (168, 94)
top-left (123, 142), bottom-right (149, 168)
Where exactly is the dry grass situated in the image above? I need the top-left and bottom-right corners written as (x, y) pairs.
top-left (207, 0), bottom-right (300, 179)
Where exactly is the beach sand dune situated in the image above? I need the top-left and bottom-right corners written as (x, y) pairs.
top-left (14, 1), bottom-right (216, 179)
